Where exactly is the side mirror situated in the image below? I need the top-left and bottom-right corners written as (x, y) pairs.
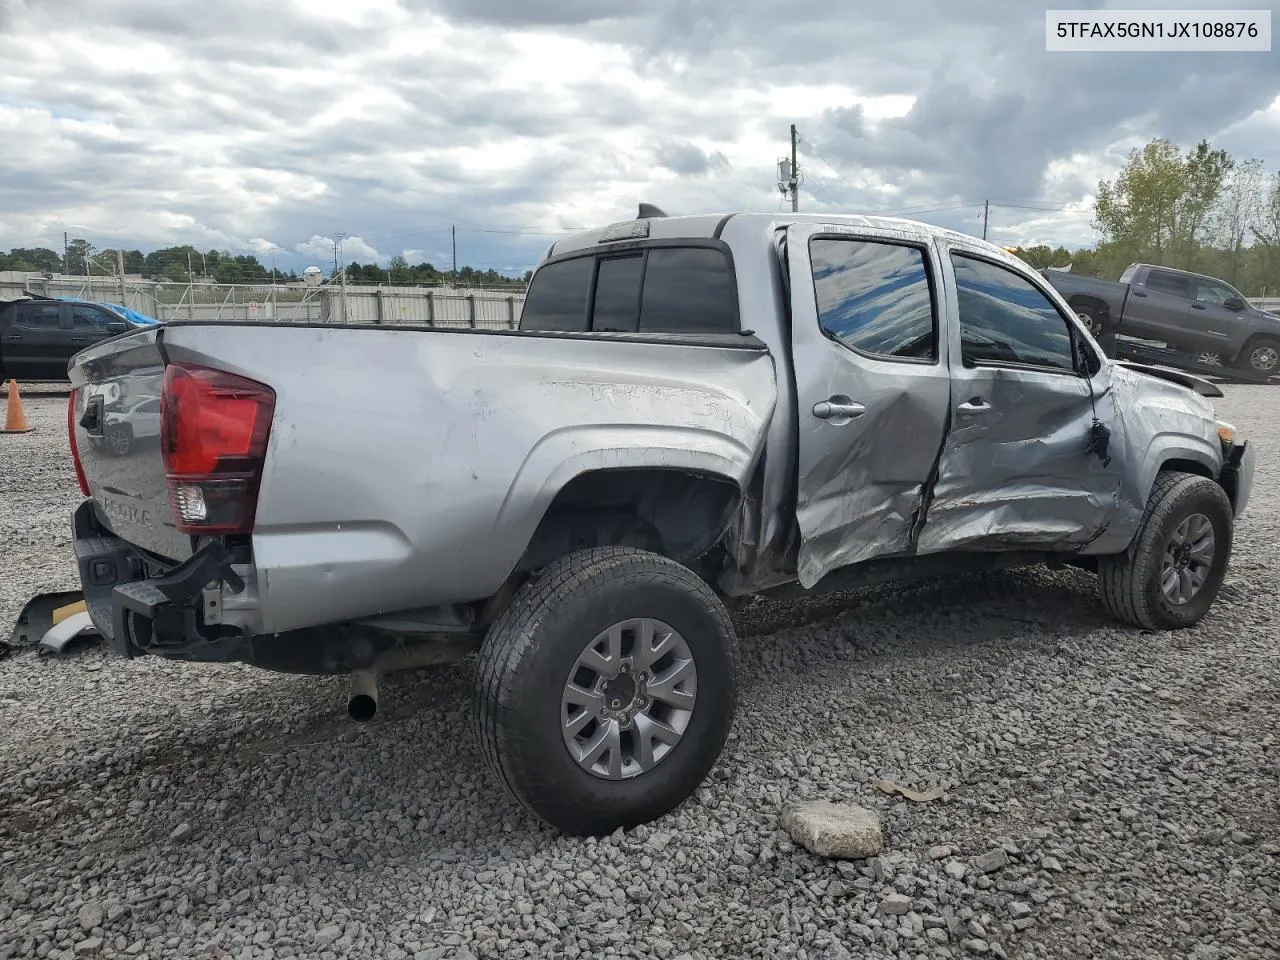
top-left (1224, 297), bottom-right (1246, 312)
top-left (106, 321), bottom-right (128, 334)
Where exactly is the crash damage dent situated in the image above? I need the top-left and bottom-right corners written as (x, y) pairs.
top-left (1087, 362), bottom-right (1223, 553)
top-left (793, 380), bottom-right (943, 587)
top-left (914, 368), bottom-right (1120, 557)
top-left (495, 348), bottom-right (779, 569)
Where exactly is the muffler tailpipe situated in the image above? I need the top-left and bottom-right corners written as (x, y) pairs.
top-left (347, 670), bottom-right (378, 723)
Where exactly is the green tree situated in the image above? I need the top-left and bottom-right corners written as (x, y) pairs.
top-left (1094, 138), bottom-right (1233, 271)
top-left (65, 238), bottom-right (94, 275)
top-left (1212, 158), bottom-right (1265, 285)
top-left (0, 247), bottom-right (62, 272)
top-left (1251, 173), bottom-right (1280, 294)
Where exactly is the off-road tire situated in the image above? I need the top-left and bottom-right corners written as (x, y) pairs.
top-left (1099, 471), bottom-right (1233, 630)
top-left (473, 547), bottom-right (737, 835)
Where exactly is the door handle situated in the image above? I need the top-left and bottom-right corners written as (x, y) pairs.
top-left (1191, 303), bottom-right (1206, 310)
top-left (812, 398), bottom-right (866, 421)
top-left (4, 334), bottom-right (21, 340)
top-left (1132, 290), bottom-right (1148, 298)
top-left (71, 336), bottom-right (90, 342)
top-left (957, 398), bottom-right (993, 415)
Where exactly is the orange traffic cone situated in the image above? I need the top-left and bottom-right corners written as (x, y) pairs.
top-left (2, 380), bottom-right (35, 434)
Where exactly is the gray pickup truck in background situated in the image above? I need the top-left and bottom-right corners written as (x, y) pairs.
top-left (66, 210), bottom-right (1254, 836)
top-left (1042, 262), bottom-right (1280, 375)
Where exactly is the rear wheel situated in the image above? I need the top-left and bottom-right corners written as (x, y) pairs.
top-left (1236, 338), bottom-right (1280, 376)
top-left (473, 547), bottom-right (737, 835)
top-left (1075, 305), bottom-right (1106, 339)
top-left (1099, 471), bottom-right (1233, 630)
top-left (1193, 350), bottom-right (1225, 368)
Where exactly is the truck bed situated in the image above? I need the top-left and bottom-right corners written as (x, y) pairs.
top-left (68, 321), bottom-right (779, 635)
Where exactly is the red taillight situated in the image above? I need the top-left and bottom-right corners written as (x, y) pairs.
top-left (161, 363), bottom-right (275, 536)
top-left (68, 390), bottom-right (90, 496)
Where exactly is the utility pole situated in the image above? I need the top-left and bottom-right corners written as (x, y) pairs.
top-left (63, 232), bottom-right (68, 276)
top-left (982, 200), bottom-right (990, 241)
top-left (778, 126), bottom-right (800, 212)
top-left (451, 225), bottom-right (458, 285)
top-left (790, 124), bottom-right (799, 213)
top-left (334, 232), bottom-right (347, 322)
top-left (116, 248), bottom-right (128, 307)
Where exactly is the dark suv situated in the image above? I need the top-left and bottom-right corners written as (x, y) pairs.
top-left (0, 297), bottom-right (140, 382)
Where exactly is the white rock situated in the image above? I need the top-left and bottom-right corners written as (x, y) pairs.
top-left (779, 802), bottom-right (884, 860)
top-left (77, 902), bottom-right (103, 932)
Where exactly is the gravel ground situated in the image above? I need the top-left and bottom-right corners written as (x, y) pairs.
top-left (1, 383), bottom-right (1278, 960)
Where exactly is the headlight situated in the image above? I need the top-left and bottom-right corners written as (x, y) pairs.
top-left (1216, 420), bottom-right (1237, 446)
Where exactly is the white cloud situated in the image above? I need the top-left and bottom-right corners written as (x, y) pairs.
top-left (0, 0), bottom-right (1275, 272)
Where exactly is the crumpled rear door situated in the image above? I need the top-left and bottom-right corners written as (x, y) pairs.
top-left (785, 222), bottom-right (952, 587)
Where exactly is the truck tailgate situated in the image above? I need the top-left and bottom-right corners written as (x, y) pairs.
top-left (69, 327), bottom-right (192, 562)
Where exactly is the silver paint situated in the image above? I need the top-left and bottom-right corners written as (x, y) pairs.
top-left (68, 212), bottom-right (1250, 644)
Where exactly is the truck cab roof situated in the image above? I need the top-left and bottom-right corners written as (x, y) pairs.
top-left (545, 210), bottom-right (1023, 266)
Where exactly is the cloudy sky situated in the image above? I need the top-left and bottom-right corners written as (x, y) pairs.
top-left (1, 0), bottom-right (1278, 276)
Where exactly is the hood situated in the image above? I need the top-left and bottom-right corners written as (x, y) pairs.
top-left (1112, 359), bottom-right (1223, 398)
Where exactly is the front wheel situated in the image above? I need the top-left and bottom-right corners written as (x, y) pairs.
top-left (1236, 338), bottom-right (1280, 376)
top-left (1098, 471), bottom-right (1233, 630)
top-left (473, 547), bottom-right (737, 835)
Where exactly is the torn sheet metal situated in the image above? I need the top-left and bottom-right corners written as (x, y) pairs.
top-left (783, 222), bottom-right (952, 588)
top-left (1095, 362), bottom-right (1223, 553)
top-left (914, 364), bottom-right (1121, 557)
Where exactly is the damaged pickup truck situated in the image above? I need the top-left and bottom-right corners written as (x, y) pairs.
top-left (66, 210), bottom-right (1254, 835)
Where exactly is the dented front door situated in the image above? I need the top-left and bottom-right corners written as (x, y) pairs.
top-left (913, 243), bottom-right (1121, 555)
top-left (785, 223), bottom-right (952, 588)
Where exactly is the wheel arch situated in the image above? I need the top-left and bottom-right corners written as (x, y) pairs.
top-left (516, 466), bottom-right (743, 574)
top-left (1067, 294), bottom-right (1111, 317)
top-left (1132, 439), bottom-right (1222, 515)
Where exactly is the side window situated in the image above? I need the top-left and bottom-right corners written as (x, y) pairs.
top-left (1146, 270), bottom-right (1192, 298)
top-left (810, 238), bottom-right (936, 361)
top-left (638, 248), bottom-right (737, 334)
top-left (1192, 279), bottom-right (1235, 304)
top-left (71, 305), bottom-right (111, 330)
top-left (519, 257), bottom-right (593, 332)
top-left (951, 254), bottom-right (1077, 372)
top-left (14, 304), bottom-right (62, 329)
top-left (590, 256), bottom-right (643, 332)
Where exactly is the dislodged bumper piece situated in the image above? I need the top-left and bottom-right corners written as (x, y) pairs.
top-left (72, 499), bottom-right (242, 659)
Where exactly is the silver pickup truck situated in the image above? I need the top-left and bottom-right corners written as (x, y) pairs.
top-left (67, 210), bottom-right (1255, 835)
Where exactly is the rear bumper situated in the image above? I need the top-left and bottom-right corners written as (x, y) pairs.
top-left (1220, 439), bottom-right (1254, 518)
top-left (72, 500), bottom-right (247, 660)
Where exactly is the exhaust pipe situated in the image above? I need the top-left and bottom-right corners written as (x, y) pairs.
top-left (347, 670), bottom-right (378, 723)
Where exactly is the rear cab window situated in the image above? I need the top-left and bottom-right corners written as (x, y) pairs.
top-left (14, 303), bottom-right (64, 329)
top-left (520, 244), bottom-right (738, 336)
top-left (1145, 270), bottom-right (1192, 298)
